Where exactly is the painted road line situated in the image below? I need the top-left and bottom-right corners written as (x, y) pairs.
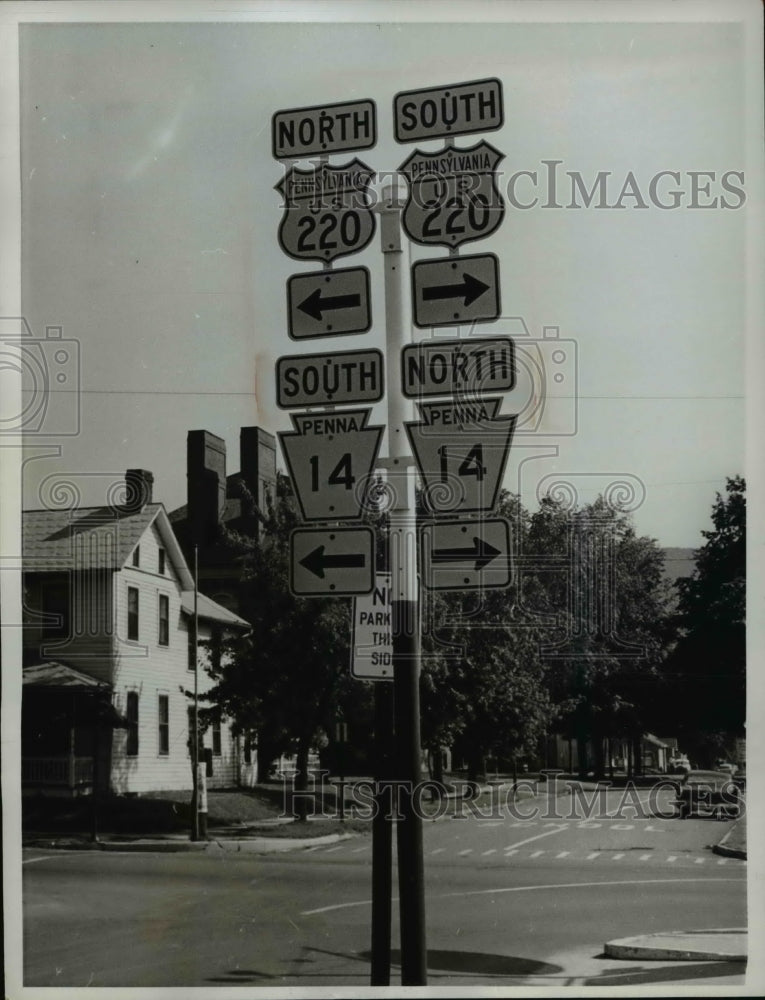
top-left (555, 852), bottom-right (570, 858)
top-left (586, 852), bottom-right (600, 860)
top-left (717, 858), bottom-right (728, 865)
top-left (529, 850), bottom-right (545, 858)
top-left (481, 849), bottom-right (497, 856)
top-left (611, 854), bottom-right (625, 860)
top-left (667, 856), bottom-right (677, 862)
top-left (694, 857), bottom-right (705, 864)
top-left (430, 848), bottom-right (446, 855)
top-left (639, 854), bottom-right (652, 861)
top-left (502, 825), bottom-right (567, 852)
top-left (458, 849), bottom-right (473, 856)
top-left (21, 855), bottom-right (55, 865)
top-left (352, 846), bottom-right (369, 853)
top-left (301, 877), bottom-right (745, 917)
top-left (323, 845), bottom-right (345, 853)
top-left (504, 849), bottom-right (518, 857)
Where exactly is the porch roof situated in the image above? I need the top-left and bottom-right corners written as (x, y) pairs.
top-left (23, 662), bottom-right (107, 689)
top-left (180, 592), bottom-right (250, 630)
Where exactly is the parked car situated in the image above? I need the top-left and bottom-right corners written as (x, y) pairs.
top-left (714, 759), bottom-right (737, 774)
top-left (672, 769), bottom-right (741, 820)
top-left (668, 754), bottom-right (691, 774)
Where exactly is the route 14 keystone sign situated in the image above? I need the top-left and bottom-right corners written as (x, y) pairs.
top-left (405, 397), bottom-right (516, 515)
top-left (398, 141), bottom-right (505, 249)
top-left (278, 408), bottom-right (384, 522)
top-left (275, 160), bottom-right (376, 264)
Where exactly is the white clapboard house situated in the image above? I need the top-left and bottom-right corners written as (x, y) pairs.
top-left (22, 470), bottom-right (253, 796)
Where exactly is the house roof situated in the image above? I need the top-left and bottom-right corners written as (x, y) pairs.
top-left (23, 662), bottom-right (107, 688)
top-left (22, 504), bottom-right (194, 589)
top-left (23, 504), bottom-right (163, 572)
top-left (180, 592), bottom-right (250, 630)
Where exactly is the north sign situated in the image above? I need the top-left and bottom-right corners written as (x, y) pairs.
top-left (398, 142), bottom-right (505, 249)
top-left (276, 348), bottom-right (384, 409)
top-left (275, 160), bottom-right (376, 263)
top-left (401, 337), bottom-right (514, 399)
top-left (290, 526), bottom-right (375, 597)
top-left (405, 397), bottom-right (516, 515)
top-left (412, 254), bottom-right (500, 328)
top-left (394, 78), bottom-right (503, 144)
top-left (287, 266), bottom-right (371, 339)
top-left (272, 99), bottom-right (376, 160)
top-left (278, 408), bottom-right (384, 522)
top-left (420, 518), bottom-right (511, 591)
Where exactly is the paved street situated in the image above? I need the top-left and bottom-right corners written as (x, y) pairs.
top-left (20, 789), bottom-right (747, 988)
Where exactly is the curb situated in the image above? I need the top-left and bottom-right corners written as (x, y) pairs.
top-left (713, 824), bottom-right (747, 861)
top-left (25, 831), bottom-right (359, 854)
top-left (604, 929), bottom-right (747, 963)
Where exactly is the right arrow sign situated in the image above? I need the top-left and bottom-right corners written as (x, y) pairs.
top-left (420, 518), bottom-right (512, 591)
top-left (412, 253), bottom-right (500, 328)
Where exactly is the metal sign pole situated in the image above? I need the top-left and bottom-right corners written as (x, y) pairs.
top-left (370, 679), bottom-right (394, 985)
top-left (378, 182), bottom-right (427, 986)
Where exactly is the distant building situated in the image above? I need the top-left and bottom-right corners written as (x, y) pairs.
top-left (169, 427), bottom-right (277, 615)
top-left (22, 470), bottom-right (252, 796)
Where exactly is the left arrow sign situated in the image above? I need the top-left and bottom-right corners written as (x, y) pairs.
top-left (291, 527), bottom-right (375, 597)
top-left (300, 546), bottom-right (367, 579)
top-left (288, 267), bottom-right (372, 340)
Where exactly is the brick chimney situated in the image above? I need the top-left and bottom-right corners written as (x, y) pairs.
top-left (187, 430), bottom-right (227, 545)
top-left (240, 427), bottom-right (276, 513)
top-left (123, 469), bottom-right (154, 513)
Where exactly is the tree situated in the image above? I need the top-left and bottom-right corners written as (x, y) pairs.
top-left (420, 490), bottom-right (556, 783)
top-left (526, 494), bottom-right (675, 778)
top-left (201, 473), bottom-right (352, 817)
top-left (666, 476), bottom-right (745, 763)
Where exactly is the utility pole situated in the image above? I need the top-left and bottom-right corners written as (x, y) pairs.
top-left (191, 544), bottom-right (200, 841)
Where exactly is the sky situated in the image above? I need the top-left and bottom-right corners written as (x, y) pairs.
top-left (6, 2), bottom-right (762, 549)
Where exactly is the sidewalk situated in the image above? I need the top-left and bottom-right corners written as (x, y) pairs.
top-left (605, 929), bottom-right (746, 962)
top-left (712, 818), bottom-right (747, 860)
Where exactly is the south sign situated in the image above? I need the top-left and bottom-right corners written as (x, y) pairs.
top-left (275, 160), bottom-right (376, 263)
top-left (398, 141), bottom-right (505, 249)
top-left (394, 78), bottom-right (503, 143)
top-left (276, 349), bottom-right (384, 409)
